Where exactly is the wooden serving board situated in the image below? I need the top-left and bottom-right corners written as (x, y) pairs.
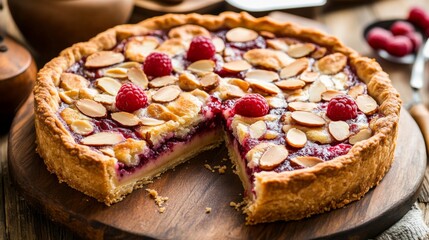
top-left (8, 98), bottom-right (426, 239)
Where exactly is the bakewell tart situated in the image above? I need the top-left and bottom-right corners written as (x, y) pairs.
top-left (34, 12), bottom-right (401, 224)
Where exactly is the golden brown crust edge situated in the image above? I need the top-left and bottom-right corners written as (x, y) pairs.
top-left (34, 12), bottom-right (401, 220)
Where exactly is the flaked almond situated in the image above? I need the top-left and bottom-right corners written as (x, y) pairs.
top-left (266, 96), bottom-right (287, 108)
top-left (60, 73), bottom-right (89, 90)
top-left (93, 94), bottom-right (115, 105)
top-left (225, 85), bottom-right (246, 99)
top-left (149, 76), bottom-right (178, 88)
top-left (249, 80), bottom-right (281, 95)
top-left (124, 36), bottom-right (158, 62)
top-left (259, 145), bottom-right (288, 170)
top-left (291, 156), bottom-right (323, 168)
top-left (79, 88), bottom-right (98, 100)
top-left (291, 111), bottom-right (325, 127)
top-left (85, 51), bottom-right (124, 68)
top-left (200, 73), bottom-right (220, 91)
top-left (59, 90), bottom-right (79, 104)
top-left (288, 102), bottom-right (317, 112)
top-left (81, 132), bottom-right (124, 146)
top-left (140, 117), bottom-right (165, 126)
top-left (95, 77), bottom-right (122, 96)
top-left (236, 123), bottom-right (249, 145)
top-left (249, 120), bottom-right (267, 139)
top-left (286, 43), bottom-right (315, 58)
top-left (75, 99), bottom-right (107, 118)
top-left (100, 147), bottom-right (115, 157)
top-left (116, 61), bottom-right (142, 69)
top-left (266, 39), bottom-right (288, 51)
top-left (172, 58), bottom-right (185, 73)
top-left (188, 60), bottom-right (215, 74)
top-left (264, 130), bottom-right (279, 140)
top-left (212, 37), bottom-right (225, 52)
top-left (348, 84), bottom-right (365, 99)
top-left (260, 31), bottom-right (275, 39)
top-left (317, 53), bottom-right (347, 75)
top-left (223, 60), bottom-right (252, 72)
top-left (308, 80), bottom-right (327, 102)
top-left (229, 78), bottom-right (250, 91)
top-left (104, 67), bottom-right (128, 79)
top-left (322, 90), bottom-right (344, 101)
top-left (70, 120), bottom-right (94, 135)
top-left (300, 71), bottom-right (319, 83)
top-left (127, 67), bottom-right (148, 89)
top-left (328, 121), bottom-right (350, 141)
top-left (111, 112), bottom-right (141, 127)
top-left (245, 69), bottom-right (279, 82)
top-left (275, 79), bottom-right (306, 91)
top-left (178, 72), bottom-right (200, 91)
top-left (311, 47), bottom-right (327, 59)
top-left (286, 128), bottom-right (307, 148)
top-left (349, 128), bottom-right (372, 145)
top-left (356, 95), bottom-right (378, 115)
top-left (280, 58), bottom-right (309, 79)
top-left (226, 27), bottom-right (258, 42)
top-left (152, 85), bottom-right (182, 103)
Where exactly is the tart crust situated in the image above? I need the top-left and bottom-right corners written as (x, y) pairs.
top-left (34, 12), bottom-right (401, 224)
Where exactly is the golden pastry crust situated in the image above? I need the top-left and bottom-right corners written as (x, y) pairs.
top-left (34, 12), bottom-right (401, 224)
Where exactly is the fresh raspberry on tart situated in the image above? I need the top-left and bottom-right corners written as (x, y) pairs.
top-left (34, 12), bottom-right (401, 226)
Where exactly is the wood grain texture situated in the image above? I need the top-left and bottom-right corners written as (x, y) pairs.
top-left (7, 98), bottom-right (426, 240)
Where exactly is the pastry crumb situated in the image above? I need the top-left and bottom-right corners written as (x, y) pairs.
top-left (159, 207), bottom-right (166, 213)
top-left (213, 165), bottom-right (227, 174)
top-left (205, 207), bottom-right (212, 213)
top-left (230, 201), bottom-right (246, 211)
top-left (146, 188), bottom-right (169, 213)
top-left (204, 163), bottom-right (215, 172)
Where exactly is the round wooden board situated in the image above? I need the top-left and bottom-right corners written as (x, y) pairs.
top-left (8, 98), bottom-right (426, 240)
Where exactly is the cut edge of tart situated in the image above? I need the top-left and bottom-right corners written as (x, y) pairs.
top-left (34, 12), bottom-right (401, 224)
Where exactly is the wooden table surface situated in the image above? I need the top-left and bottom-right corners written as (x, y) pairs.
top-left (2, 0), bottom-right (429, 239)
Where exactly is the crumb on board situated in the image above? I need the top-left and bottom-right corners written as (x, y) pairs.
top-left (230, 201), bottom-right (246, 211)
top-left (204, 163), bottom-right (215, 173)
top-left (214, 165), bottom-right (227, 174)
top-left (205, 207), bottom-right (212, 214)
top-left (146, 188), bottom-right (169, 213)
top-left (158, 207), bottom-right (166, 213)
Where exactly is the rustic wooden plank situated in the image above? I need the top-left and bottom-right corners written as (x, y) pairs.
top-left (0, 135), bottom-right (8, 240)
top-left (418, 168), bottom-right (429, 203)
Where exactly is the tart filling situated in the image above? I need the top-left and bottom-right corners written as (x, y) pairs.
top-left (34, 12), bottom-right (401, 224)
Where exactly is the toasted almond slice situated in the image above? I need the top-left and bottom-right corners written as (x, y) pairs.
top-left (200, 73), bottom-right (220, 91)
top-left (85, 51), bottom-right (125, 68)
top-left (286, 128), bottom-right (307, 148)
top-left (288, 102), bottom-right (317, 112)
top-left (311, 47), bottom-right (327, 59)
top-left (300, 71), bottom-right (319, 83)
top-left (260, 31), bottom-right (275, 39)
top-left (223, 60), bottom-right (252, 72)
top-left (140, 117), bottom-right (165, 126)
top-left (79, 88), bottom-right (98, 100)
top-left (111, 112), bottom-right (141, 127)
top-left (188, 60), bottom-right (215, 74)
top-left (322, 90), bottom-right (344, 101)
top-left (178, 72), bottom-right (201, 91)
top-left (116, 61), bottom-right (142, 69)
top-left (317, 53), bottom-right (347, 75)
top-left (229, 78), bottom-right (250, 91)
top-left (349, 128), bottom-right (372, 145)
top-left (264, 130), bottom-right (279, 140)
top-left (356, 95), bottom-right (378, 115)
top-left (149, 76), bottom-right (178, 88)
top-left (280, 58), bottom-right (309, 79)
top-left (259, 145), bottom-right (288, 170)
top-left (95, 77), bottom-right (122, 96)
top-left (124, 36), bottom-right (158, 62)
top-left (249, 80), bottom-right (281, 95)
top-left (127, 68), bottom-right (148, 89)
top-left (308, 80), bottom-right (327, 103)
top-left (249, 120), bottom-right (267, 139)
top-left (266, 96), bottom-right (287, 108)
top-left (226, 27), bottom-right (258, 42)
top-left (172, 58), bottom-right (185, 73)
top-left (75, 99), bottom-right (107, 118)
top-left (213, 37), bottom-right (225, 52)
top-left (236, 123), bottom-right (249, 145)
top-left (93, 94), bottom-right (115, 105)
top-left (291, 111), bottom-right (325, 127)
top-left (245, 69), bottom-right (279, 82)
top-left (100, 147), bottom-right (115, 157)
top-left (168, 24), bottom-right (211, 41)
top-left (70, 120), bottom-right (94, 135)
top-left (328, 121), bottom-right (350, 141)
top-left (266, 39), bottom-right (288, 51)
top-left (225, 85), bottom-right (246, 99)
top-left (59, 90), bottom-right (79, 104)
top-left (275, 79), bottom-right (306, 91)
top-left (286, 43), bottom-right (316, 58)
top-left (291, 156), bottom-right (323, 168)
top-left (60, 73), bottom-right (89, 90)
top-left (348, 84), bottom-right (365, 99)
top-left (81, 132), bottom-right (124, 146)
top-left (104, 67), bottom-right (128, 78)
top-left (152, 85), bottom-right (182, 103)
top-left (59, 92), bottom-right (73, 104)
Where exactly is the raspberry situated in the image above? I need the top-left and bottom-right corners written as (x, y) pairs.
top-left (234, 94), bottom-right (269, 117)
top-left (405, 32), bottom-right (423, 52)
top-left (366, 27), bottom-right (392, 49)
top-left (326, 96), bottom-right (358, 121)
top-left (187, 36), bottom-right (216, 62)
top-left (386, 35), bottom-right (413, 57)
top-left (115, 83), bottom-right (148, 112)
top-left (390, 21), bottom-right (415, 36)
top-left (407, 7), bottom-right (429, 28)
top-left (143, 52), bottom-right (172, 77)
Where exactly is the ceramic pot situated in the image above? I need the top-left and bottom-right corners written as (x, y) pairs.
top-left (7, 0), bottom-right (134, 60)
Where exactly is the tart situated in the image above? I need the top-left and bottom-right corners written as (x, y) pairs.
top-left (34, 12), bottom-right (401, 224)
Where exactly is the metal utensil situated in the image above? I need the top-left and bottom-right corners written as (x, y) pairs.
top-left (408, 38), bottom-right (429, 152)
